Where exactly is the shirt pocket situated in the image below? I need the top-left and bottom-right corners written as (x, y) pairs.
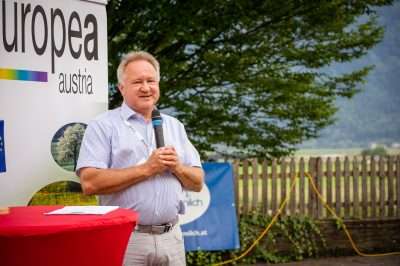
top-left (111, 131), bottom-right (144, 168)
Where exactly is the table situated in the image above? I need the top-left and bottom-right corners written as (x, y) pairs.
top-left (0, 206), bottom-right (138, 266)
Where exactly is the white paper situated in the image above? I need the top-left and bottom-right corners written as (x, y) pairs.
top-left (45, 206), bottom-right (119, 215)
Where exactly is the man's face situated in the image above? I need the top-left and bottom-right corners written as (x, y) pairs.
top-left (118, 59), bottom-right (160, 118)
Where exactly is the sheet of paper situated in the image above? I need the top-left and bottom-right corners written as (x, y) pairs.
top-left (45, 206), bottom-right (119, 215)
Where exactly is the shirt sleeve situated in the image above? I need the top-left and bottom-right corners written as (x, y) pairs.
top-left (75, 118), bottom-right (111, 176)
top-left (180, 124), bottom-right (202, 168)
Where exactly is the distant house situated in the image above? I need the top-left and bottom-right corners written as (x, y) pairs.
top-left (391, 142), bottom-right (400, 148)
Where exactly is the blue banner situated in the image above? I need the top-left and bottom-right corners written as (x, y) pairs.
top-left (181, 162), bottom-right (240, 251)
top-left (0, 120), bottom-right (5, 173)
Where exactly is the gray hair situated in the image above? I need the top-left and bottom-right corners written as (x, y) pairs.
top-left (117, 51), bottom-right (160, 84)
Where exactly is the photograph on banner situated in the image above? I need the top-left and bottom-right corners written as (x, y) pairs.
top-left (51, 123), bottom-right (87, 172)
top-left (28, 180), bottom-right (96, 206)
top-left (180, 162), bottom-right (240, 251)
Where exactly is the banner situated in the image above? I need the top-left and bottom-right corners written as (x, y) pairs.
top-left (0, 0), bottom-right (108, 205)
top-left (180, 162), bottom-right (240, 251)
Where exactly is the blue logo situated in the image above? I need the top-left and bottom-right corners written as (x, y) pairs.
top-left (0, 120), bottom-right (6, 173)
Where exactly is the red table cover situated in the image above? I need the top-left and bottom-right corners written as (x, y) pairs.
top-left (0, 206), bottom-right (138, 266)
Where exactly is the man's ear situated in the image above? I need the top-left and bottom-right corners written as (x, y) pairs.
top-left (118, 83), bottom-right (124, 96)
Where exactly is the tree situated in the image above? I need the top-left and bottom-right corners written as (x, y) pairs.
top-left (107, 0), bottom-right (394, 158)
top-left (56, 124), bottom-right (86, 171)
top-left (361, 146), bottom-right (388, 157)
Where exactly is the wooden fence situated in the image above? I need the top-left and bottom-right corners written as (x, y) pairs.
top-left (234, 156), bottom-right (400, 219)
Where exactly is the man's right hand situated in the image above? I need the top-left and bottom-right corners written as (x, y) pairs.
top-left (144, 148), bottom-right (170, 176)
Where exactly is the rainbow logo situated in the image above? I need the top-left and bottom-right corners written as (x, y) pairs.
top-left (0, 68), bottom-right (47, 82)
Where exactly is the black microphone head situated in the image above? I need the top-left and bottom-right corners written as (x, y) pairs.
top-left (151, 108), bottom-right (164, 147)
top-left (151, 109), bottom-right (162, 127)
top-left (151, 109), bottom-right (161, 120)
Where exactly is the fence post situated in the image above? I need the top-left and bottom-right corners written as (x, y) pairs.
top-left (335, 157), bottom-right (341, 217)
top-left (353, 157), bottom-right (360, 218)
top-left (308, 157), bottom-right (317, 218)
top-left (281, 159), bottom-right (287, 216)
top-left (326, 157), bottom-right (333, 218)
top-left (233, 160), bottom-right (240, 217)
top-left (271, 159), bottom-right (278, 214)
top-left (262, 159), bottom-right (269, 215)
top-left (289, 158), bottom-right (297, 215)
top-left (299, 158), bottom-right (305, 215)
top-left (243, 159), bottom-right (249, 215)
top-left (397, 156), bottom-right (400, 218)
top-left (371, 157), bottom-right (377, 218)
top-left (252, 158), bottom-right (259, 212)
top-left (344, 157), bottom-right (350, 218)
top-left (362, 156), bottom-right (368, 218)
top-left (314, 157), bottom-right (324, 218)
top-left (379, 157), bottom-right (386, 218)
top-left (387, 156), bottom-right (394, 217)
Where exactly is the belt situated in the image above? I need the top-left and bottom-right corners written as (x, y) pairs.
top-left (135, 217), bottom-right (179, 235)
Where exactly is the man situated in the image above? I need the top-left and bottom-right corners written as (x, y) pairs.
top-left (76, 51), bottom-right (204, 266)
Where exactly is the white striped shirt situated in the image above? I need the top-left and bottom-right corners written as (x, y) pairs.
top-left (76, 102), bottom-right (202, 225)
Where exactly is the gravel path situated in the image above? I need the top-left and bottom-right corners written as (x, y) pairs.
top-left (247, 255), bottom-right (400, 266)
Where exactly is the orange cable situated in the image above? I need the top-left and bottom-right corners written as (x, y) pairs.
top-left (213, 172), bottom-right (400, 266)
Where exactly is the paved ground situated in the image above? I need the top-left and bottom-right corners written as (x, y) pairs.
top-left (249, 255), bottom-right (400, 266)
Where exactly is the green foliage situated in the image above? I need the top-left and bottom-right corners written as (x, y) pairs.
top-left (361, 146), bottom-right (388, 157)
top-left (335, 218), bottom-right (344, 231)
top-left (186, 250), bottom-right (223, 266)
top-left (185, 211), bottom-right (326, 265)
top-left (235, 212), bottom-right (326, 264)
top-left (107, 0), bottom-right (393, 158)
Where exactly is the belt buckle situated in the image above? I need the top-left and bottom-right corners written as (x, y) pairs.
top-left (163, 223), bottom-right (173, 233)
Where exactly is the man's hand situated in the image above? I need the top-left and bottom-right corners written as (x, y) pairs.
top-left (145, 146), bottom-right (204, 192)
top-left (159, 146), bottom-right (181, 172)
top-left (145, 146), bottom-right (178, 175)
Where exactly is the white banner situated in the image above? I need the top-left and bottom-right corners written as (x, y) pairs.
top-left (0, 0), bottom-right (108, 205)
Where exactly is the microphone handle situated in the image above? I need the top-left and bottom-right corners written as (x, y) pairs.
top-left (154, 126), bottom-right (165, 148)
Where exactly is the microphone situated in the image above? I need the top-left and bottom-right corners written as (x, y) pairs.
top-left (151, 109), bottom-right (165, 148)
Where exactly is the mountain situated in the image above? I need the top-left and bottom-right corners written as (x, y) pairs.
top-left (301, 2), bottom-right (400, 148)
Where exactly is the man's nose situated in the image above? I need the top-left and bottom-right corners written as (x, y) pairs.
top-left (140, 81), bottom-right (151, 91)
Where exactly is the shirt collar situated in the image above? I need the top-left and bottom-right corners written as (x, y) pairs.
top-left (120, 102), bottom-right (138, 121)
